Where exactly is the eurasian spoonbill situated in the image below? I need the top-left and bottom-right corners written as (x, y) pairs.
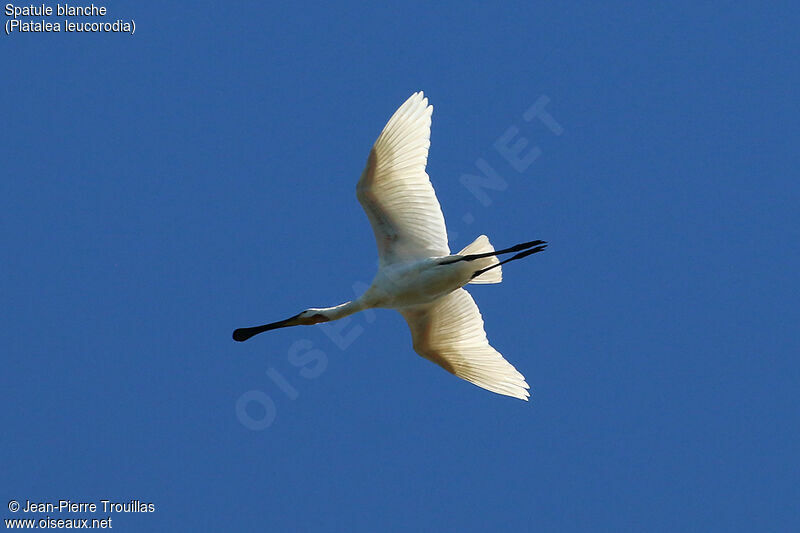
top-left (233, 92), bottom-right (547, 400)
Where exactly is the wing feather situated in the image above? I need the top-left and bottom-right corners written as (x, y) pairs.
top-left (399, 289), bottom-right (530, 400)
top-left (357, 92), bottom-right (450, 264)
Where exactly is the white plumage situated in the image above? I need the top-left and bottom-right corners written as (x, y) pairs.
top-left (234, 92), bottom-right (547, 401)
top-left (357, 92), bottom-right (449, 263)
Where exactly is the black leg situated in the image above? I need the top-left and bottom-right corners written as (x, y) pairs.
top-left (439, 239), bottom-right (547, 265)
top-left (470, 243), bottom-right (548, 279)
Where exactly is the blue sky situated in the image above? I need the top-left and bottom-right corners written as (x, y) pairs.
top-left (3, 1), bottom-right (799, 531)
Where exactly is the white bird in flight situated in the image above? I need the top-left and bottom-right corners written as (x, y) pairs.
top-left (234, 92), bottom-right (547, 400)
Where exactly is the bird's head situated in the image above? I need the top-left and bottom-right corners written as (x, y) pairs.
top-left (232, 308), bottom-right (331, 342)
top-left (257, 308), bottom-right (332, 329)
top-left (294, 309), bottom-right (332, 325)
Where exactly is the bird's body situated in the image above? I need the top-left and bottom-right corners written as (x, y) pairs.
top-left (234, 92), bottom-right (547, 400)
top-left (364, 256), bottom-right (473, 308)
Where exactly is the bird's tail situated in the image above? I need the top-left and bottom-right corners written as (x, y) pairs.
top-left (458, 235), bottom-right (502, 284)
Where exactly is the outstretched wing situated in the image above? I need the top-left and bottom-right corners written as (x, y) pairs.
top-left (357, 92), bottom-right (450, 265)
top-left (399, 289), bottom-right (530, 400)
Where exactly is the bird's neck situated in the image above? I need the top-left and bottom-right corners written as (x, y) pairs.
top-left (317, 300), bottom-right (364, 321)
